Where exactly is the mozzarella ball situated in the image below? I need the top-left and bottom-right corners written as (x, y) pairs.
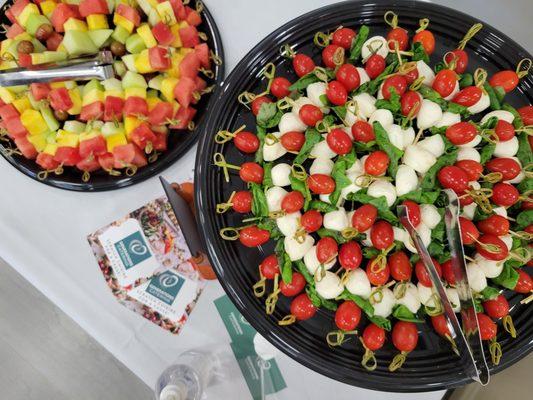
top-left (357, 67), bottom-right (371, 86)
top-left (361, 36), bottom-right (389, 61)
top-left (370, 287), bottom-right (395, 318)
top-left (443, 81), bottom-right (460, 101)
top-left (461, 203), bottom-right (477, 220)
top-left (403, 144), bottom-right (437, 174)
top-left (466, 262), bottom-right (487, 293)
top-left (457, 147), bottom-right (481, 162)
top-left (492, 206), bottom-right (508, 218)
top-left (265, 186), bottom-right (287, 212)
top-left (353, 93), bottom-right (376, 120)
top-left (458, 135), bottom-right (482, 148)
top-left (345, 269), bottom-right (372, 299)
top-left (369, 108), bottom-right (394, 130)
top-left (345, 110), bottom-right (358, 127)
top-left (420, 204), bottom-right (441, 229)
top-left (284, 234), bottom-right (314, 261)
top-left (291, 96), bottom-right (314, 116)
top-left (416, 61), bottom-right (435, 86)
top-left (277, 212), bottom-right (301, 237)
top-left (417, 99), bottom-right (443, 130)
top-left (417, 282), bottom-right (435, 305)
top-left (474, 253), bottom-right (504, 278)
top-left (346, 159), bottom-right (364, 174)
top-left (361, 228), bottom-right (373, 247)
top-left (263, 132), bottom-right (287, 162)
top-left (323, 208), bottom-right (349, 231)
top-left (395, 164), bottom-right (419, 196)
top-left (315, 271), bottom-right (344, 299)
top-left (279, 112), bottom-right (307, 133)
top-left (481, 110), bottom-right (514, 125)
top-left (310, 157), bottom-right (334, 176)
top-left (368, 179), bottom-right (397, 207)
top-left (434, 111), bottom-right (461, 128)
top-left (446, 287), bottom-right (461, 313)
top-left (271, 163), bottom-right (291, 186)
top-left (403, 231), bottom-right (417, 253)
top-left (307, 82), bottom-right (327, 108)
top-left (310, 138), bottom-right (337, 159)
top-left (393, 226), bottom-right (408, 242)
top-left (494, 136), bottom-right (519, 157)
top-left (304, 246), bottom-right (336, 275)
top-left (417, 222), bottom-right (432, 248)
top-left (418, 134), bottom-right (445, 157)
top-left (507, 170), bottom-right (525, 184)
top-left (341, 178), bottom-right (363, 199)
top-left (386, 124), bottom-right (405, 150)
top-left (468, 92), bottom-right (490, 114)
top-left (395, 282), bottom-right (421, 314)
top-left (401, 126), bottom-right (416, 149)
top-left (501, 235), bottom-right (513, 251)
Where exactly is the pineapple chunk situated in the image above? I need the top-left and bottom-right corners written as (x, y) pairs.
top-left (113, 14), bottom-right (134, 33)
top-left (160, 77), bottom-right (178, 102)
top-left (87, 14), bottom-right (109, 30)
top-left (39, 1), bottom-right (57, 17)
top-left (64, 18), bottom-right (88, 31)
top-left (133, 50), bottom-right (154, 74)
top-left (136, 23), bottom-right (157, 48)
top-left (20, 109), bottom-right (48, 136)
top-left (67, 88), bottom-right (82, 115)
top-left (147, 97), bottom-right (161, 111)
top-left (17, 4), bottom-right (40, 28)
top-left (0, 87), bottom-right (16, 104)
top-left (43, 143), bottom-right (58, 156)
top-left (169, 24), bottom-right (183, 48)
top-left (124, 117), bottom-right (142, 136)
top-left (28, 134), bottom-right (48, 152)
top-left (106, 133), bottom-right (128, 152)
top-left (124, 87), bottom-right (146, 99)
top-left (12, 97), bottom-right (32, 114)
top-left (156, 2), bottom-right (177, 25)
top-left (56, 130), bottom-right (80, 147)
top-left (82, 89), bottom-right (105, 106)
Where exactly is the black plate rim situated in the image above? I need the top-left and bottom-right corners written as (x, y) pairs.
top-left (195, 0), bottom-right (533, 392)
top-left (0, 0), bottom-right (225, 192)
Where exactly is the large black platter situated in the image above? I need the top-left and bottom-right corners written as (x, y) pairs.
top-left (0, 0), bottom-right (224, 191)
top-left (195, 0), bottom-right (533, 392)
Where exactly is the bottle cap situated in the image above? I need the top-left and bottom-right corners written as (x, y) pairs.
top-left (159, 384), bottom-right (186, 400)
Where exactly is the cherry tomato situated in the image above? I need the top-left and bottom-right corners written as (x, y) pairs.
top-left (280, 131), bottom-right (305, 152)
top-left (459, 192), bottom-right (475, 206)
top-left (300, 210), bottom-right (323, 233)
top-left (365, 150), bottom-right (389, 176)
top-left (316, 237), bottom-right (338, 264)
top-left (400, 91), bottom-right (422, 116)
top-left (270, 77), bottom-right (292, 98)
top-left (352, 204), bottom-right (378, 232)
top-left (437, 165), bottom-right (469, 192)
top-left (281, 191), bottom-right (304, 213)
top-left (494, 120), bottom-right (515, 141)
top-left (514, 270), bottom-right (533, 293)
top-left (486, 157), bottom-right (521, 181)
top-left (260, 254), bottom-right (280, 279)
top-left (307, 173), bottom-right (336, 194)
top-left (404, 67), bottom-right (419, 84)
top-left (326, 80), bottom-right (348, 105)
top-left (362, 323), bottom-right (386, 351)
top-left (251, 96), bottom-right (272, 116)
top-left (444, 49), bottom-right (468, 74)
top-left (459, 216), bottom-right (479, 245)
top-left (335, 301), bottom-right (361, 331)
top-left (489, 70), bottom-right (519, 93)
top-left (366, 258), bottom-right (390, 286)
top-left (523, 197), bottom-right (533, 210)
top-left (290, 293), bottom-right (317, 321)
top-left (433, 69), bottom-right (458, 98)
top-left (445, 121), bottom-right (478, 145)
top-left (483, 294), bottom-right (509, 319)
top-left (339, 241), bottom-right (363, 270)
top-left (402, 200), bottom-right (421, 227)
top-left (477, 313), bottom-right (497, 340)
top-left (441, 259), bottom-right (456, 285)
top-left (452, 86), bottom-right (482, 107)
top-left (382, 75), bottom-right (408, 100)
top-left (336, 64), bottom-right (360, 91)
top-left (455, 159), bottom-right (483, 181)
top-left (413, 30), bottom-right (435, 55)
top-left (392, 321), bottom-right (419, 352)
top-left (351, 120), bottom-right (375, 142)
top-left (365, 54), bottom-right (386, 79)
top-left (475, 234), bottom-right (509, 261)
top-left (370, 220), bottom-right (394, 250)
top-left (280, 272), bottom-right (306, 297)
top-left (492, 182), bottom-right (519, 207)
top-left (239, 162), bottom-right (264, 184)
top-left (431, 314), bottom-right (451, 337)
top-left (415, 258), bottom-right (442, 287)
top-left (299, 104), bottom-right (323, 126)
top-left (477, 215), bottom-right (510, 236)
top-left (232, 191), bottom-right (253, 213)
top-left (387, 27), bottom-right (409, 51)
top-left (518, 105), bottom-right (533, 125)
top-left (234, 131), bottom-right (260, 153)
top-left (326, 128), bottom-right (352, 155)
top-left (293, 54), bottom-right (315, 77)
top-left (322, 44), bottom-right (344, 68)
top-left (239, 226), bottom-right (270, 247)
top-left (332, 27), bottom-right (356, 49)
top-left (388, 251), bottom-right (412, 281)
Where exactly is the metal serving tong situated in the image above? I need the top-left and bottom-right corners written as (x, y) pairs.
top-left (0, 51), bottom-right (114, 87)
top-left (398, 188), bottom-right (490, 385)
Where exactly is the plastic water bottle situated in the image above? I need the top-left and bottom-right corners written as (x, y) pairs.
top-left (155, 350), bottom-right (214, 400)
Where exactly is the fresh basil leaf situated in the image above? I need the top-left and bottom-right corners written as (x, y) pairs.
top-left (295, 260), bottom-right (313, 284)
top-left (367, 61), bottom-right (399, 95)
top-left (257, 218), bottom-right (282, 239)
top-left (306, 285), bottom-right (338, 311)
top-left (479, 143), bottom-right (496, 164)
top-left (353, 140), bottom-right (377, 152)
top-left (459, 73), bottom-right (473, 88)
top-left (348, 191), bottom-right (398, 224)
top-left (289, 173), bottom-right (312, 210)
top-left (473, 298), bottom-right (484, 313)
top-left (329, 156), bottom-right (352, 206)
top-left (398, 190), bottom-right (441, 204)
top-left (483, 82), bottom-right (501, 111)
top-left (433, 62), bottom-right (445, 74)
top-left (309, 199), bottom-right (337, 213)
top-left (255, 126), bottom-right (266, 163)
top-left (431, 215), bottom-right (445, 242)
top-left (418, 85), bottom-right (447, 109)
top-left (363, 247), bottom-right (381, 259)
top-left (251, 183), bottom-right (269, 217)
top-left (516, 210), bottom-right (533, 230)
top-left (349, 25), bottom-right (369, 61)
top-left (338, 290), bottom-right (374, 317)
top-left (289, 73), bottom-right (320, 91)
top-left (493, 86), bottom-right (506, 103)
top-left (375, 87), bottom-right (401, 113)
top-left (256, 102), bottom-right (277, 127)
top-left (317, 227), bottom-right (349, 244)
top-left (501, 103), bottom-right (524, 128)
top-left (517, 177), bottom-right (533, 194)
top-left (480, 286), bottom-right (500, 301)
top-left (274, 241), bottom-right (293, 284)
top-left (446, 102), bottom-right (470, 117)
top-left (420, 148), bottom-right (458, 190)
top-left (368, 315), bottom-right (392, 331)
top-left (517, 132), bottom-right (533, 167)
top-left (428, 242), bottom-right (445, 258)
top-left (429, 126), bottom-right (447, 135)
top-left (480, 116), bottom-right (498, 130)
top-left (411, 42), bottom-right (429, 63)
top-left (332, 105), bottom-right (347, 120)
top-left (373, 121), bottom-right (403, 177)
top-left (492, 263), bottom-right (519, 290)
top-left (294, 128), bottom-right (322, 164)
top-left (392, 304), bottom-right (425, 323)
top-left (262, 162), bottom-right (273, 188)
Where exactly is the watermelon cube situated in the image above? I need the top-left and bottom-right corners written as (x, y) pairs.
top-left (173, 76), bottom-right (196, 108)
top-left (179, 52), bottom-right (200, 78)
top-left (4, 117), bottom-right (29, 139)
top-left (79, 0), bottom-right (109, 18)
top-left (148, 102), bottom-right (173, 125)
top-left (152, 22), bottom-right (174, 46)
top-left (6, 23), bottom-right (25, 39)
top-left (30, 83), bottom-right (51, 101)
top-left (80, 101), bottom-right (104, 121)
top-left (130, 123), bottom-right (156, 150)
top-left (123, 96), bottom-right (148, 117)
top-left (49, 87), bottom-right (73, 111)
top-left (152, 130), bottom-right (168, 151)
top-left (131, 144), bottom-right (148, 167)
top-left (148, 46), bottom-right (170, 71)
top-left (15, 136), bottom-right (38, 159)
top-left (79, 135), bottom-right (107, 158)
top-left (195, 76), bottom-right (207, 93)
top-left (98, 152), bottom-right (115, 171)
top-left (76, 155), bottom-right (101, 172)
top-left (37, 152), bottom-right (60, 170)
top-left (51, 4), bottom-right (78, 32)
top-left (17, 53), bottom-right (33, 68)
top-left (185, 7), bottom-right (202, 26)
top-left (54, 146), bottom-right (82, 166)
top-left (169, 106), bottom-right (196, 130)
top-left (9, 0), bottom-right (30, 18)
top-left (194, 43), bottom-right (210, 69)
top-left (113, 143), bottom-right (135, 168)
top-left (178, 26), bottom-right (199, 48)
top-left (116, 4), bottom-right (141, 27)
top-left (46, 32), bottom-right (63, 51)
top-left (104, 96), bottom-right (124, 121)
top-left (0, 104), bottom-right (20, 120)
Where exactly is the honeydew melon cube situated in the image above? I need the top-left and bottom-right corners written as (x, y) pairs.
top-left (111, 25), bottom-right (130, 44)
top-left (26, 14), bottom-right (51, 36)
top-left (0, 88), bottom-right (15, 104)
top-left (156, 2), bottom-right (177, 25)
top-left (148, 75), bottom-right (164, 91)
top-left (31, 38), bottom-right (46, 52)
top-left (148, 8), bottom-right (161, 26)
top-left (39, 107), bottom-right (60, 132)
top-left (122, 71), bottom-right (147, 89)
top-left (124, 87), bottom-right (146, 99)
top-left (137, 23), bottom-right (157, 48)
top-left (82, 89), bottom-right (104, 106)
top-left (88, 29), bottom-right (113, 49)
top-left (125, 33), bottom-right (146, 54)
top-left (62, 31), bottom-right (98, 56)
top-left (30, 51), bottom-right (68, 65)
top-left (17, 4), bottom-right (40, 28)
top-left (136, 0), bottom-right (153, 16)
top-left (121, 54), bottom-right (137, 72)
top-left (83, 80), bottom-right (104, 96)
top-left (102, 78), bottom-right (123, 92)
top-left (113, 61), bottom-right (127, 77)
top-left (102, 122), bottom-right (124, 137)
top-left (63, 120), bottom-right (86, 133)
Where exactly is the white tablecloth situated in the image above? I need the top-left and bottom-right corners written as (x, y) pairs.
top-left (1, 0), bottom-right (530, 398)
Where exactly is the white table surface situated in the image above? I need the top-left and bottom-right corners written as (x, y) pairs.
top-left (0, 0), bottom-right (531, 399)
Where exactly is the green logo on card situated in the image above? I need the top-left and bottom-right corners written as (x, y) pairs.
top-left (114, 231), bottom-right (152, 270)
top-left (146, 271), bottom-right (185, 305)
